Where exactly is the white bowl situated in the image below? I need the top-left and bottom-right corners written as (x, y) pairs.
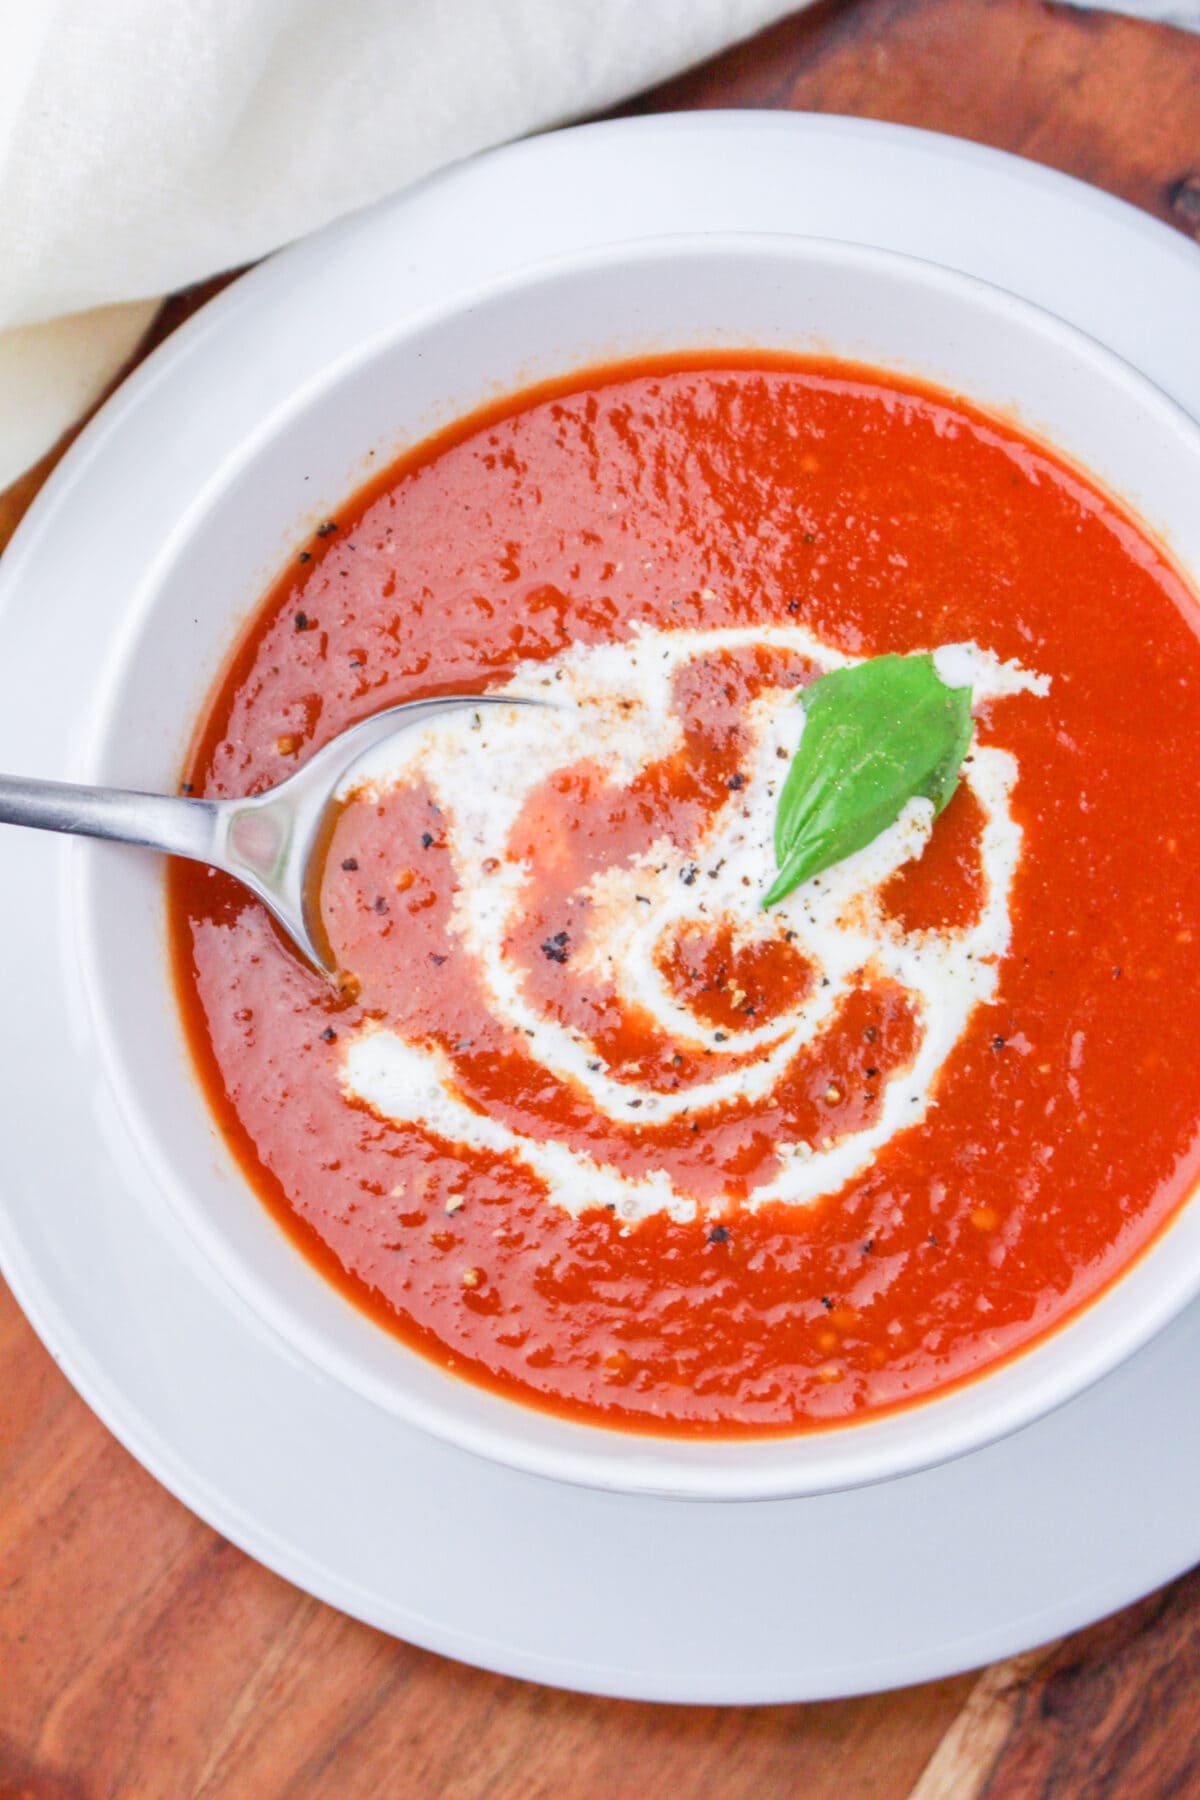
top-left (78, 233), bottom-right (1200, 1500)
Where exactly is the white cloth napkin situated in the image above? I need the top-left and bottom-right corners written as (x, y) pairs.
top-left (0, 0), bottom-right (802, 487)
top-left (0, 0), bottom-right (1195, 490)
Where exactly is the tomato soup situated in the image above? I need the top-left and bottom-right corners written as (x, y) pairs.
top-left (168, 357), bottom-right (1200, 1435)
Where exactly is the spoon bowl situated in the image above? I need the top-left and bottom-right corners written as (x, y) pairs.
top-left (0, 694), bottom-right (544, 974)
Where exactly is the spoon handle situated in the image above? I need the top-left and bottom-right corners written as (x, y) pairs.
top-left (0, 693), bottom-right (548, 978)
top-left (0, 773), bottom-right (221, 864)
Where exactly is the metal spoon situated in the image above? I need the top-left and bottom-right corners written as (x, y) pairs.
top-left (0, 694), bottom-right (541, 977)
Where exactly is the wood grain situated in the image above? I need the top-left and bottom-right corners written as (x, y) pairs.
top-left (627, 0), bottom-right (1200, 234)
top-left (2, 3), bottom-right (1199, 1795)
top-left (911, 1574), bottom-right (1200, 1800)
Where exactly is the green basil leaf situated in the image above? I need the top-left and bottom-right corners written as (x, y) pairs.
top-left (764, 651), bottom-right (973, 909)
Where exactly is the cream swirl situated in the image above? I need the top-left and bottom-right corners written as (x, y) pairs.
top-left (339, 627), bottom-right (1047, 1223)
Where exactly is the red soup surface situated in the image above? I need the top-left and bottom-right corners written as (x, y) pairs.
top-left (169, 356), bottom-right (1200, 1436)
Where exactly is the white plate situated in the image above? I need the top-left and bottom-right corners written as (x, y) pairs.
top-left (2, 113), bottom-right (1200, 1702)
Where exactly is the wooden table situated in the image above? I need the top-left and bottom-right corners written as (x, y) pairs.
top-left (3, 3), bottom-right (1199, 1793)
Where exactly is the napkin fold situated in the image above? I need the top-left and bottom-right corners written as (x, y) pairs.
top-left (0, 0), bottom-right (1196, 489)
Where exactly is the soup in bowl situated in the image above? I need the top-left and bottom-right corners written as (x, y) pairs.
top-left (81, 236), bottom-right (1200, 1497)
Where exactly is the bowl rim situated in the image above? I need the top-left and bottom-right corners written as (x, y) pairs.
top-left (73, 224), bottom-right (1200, 1501)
